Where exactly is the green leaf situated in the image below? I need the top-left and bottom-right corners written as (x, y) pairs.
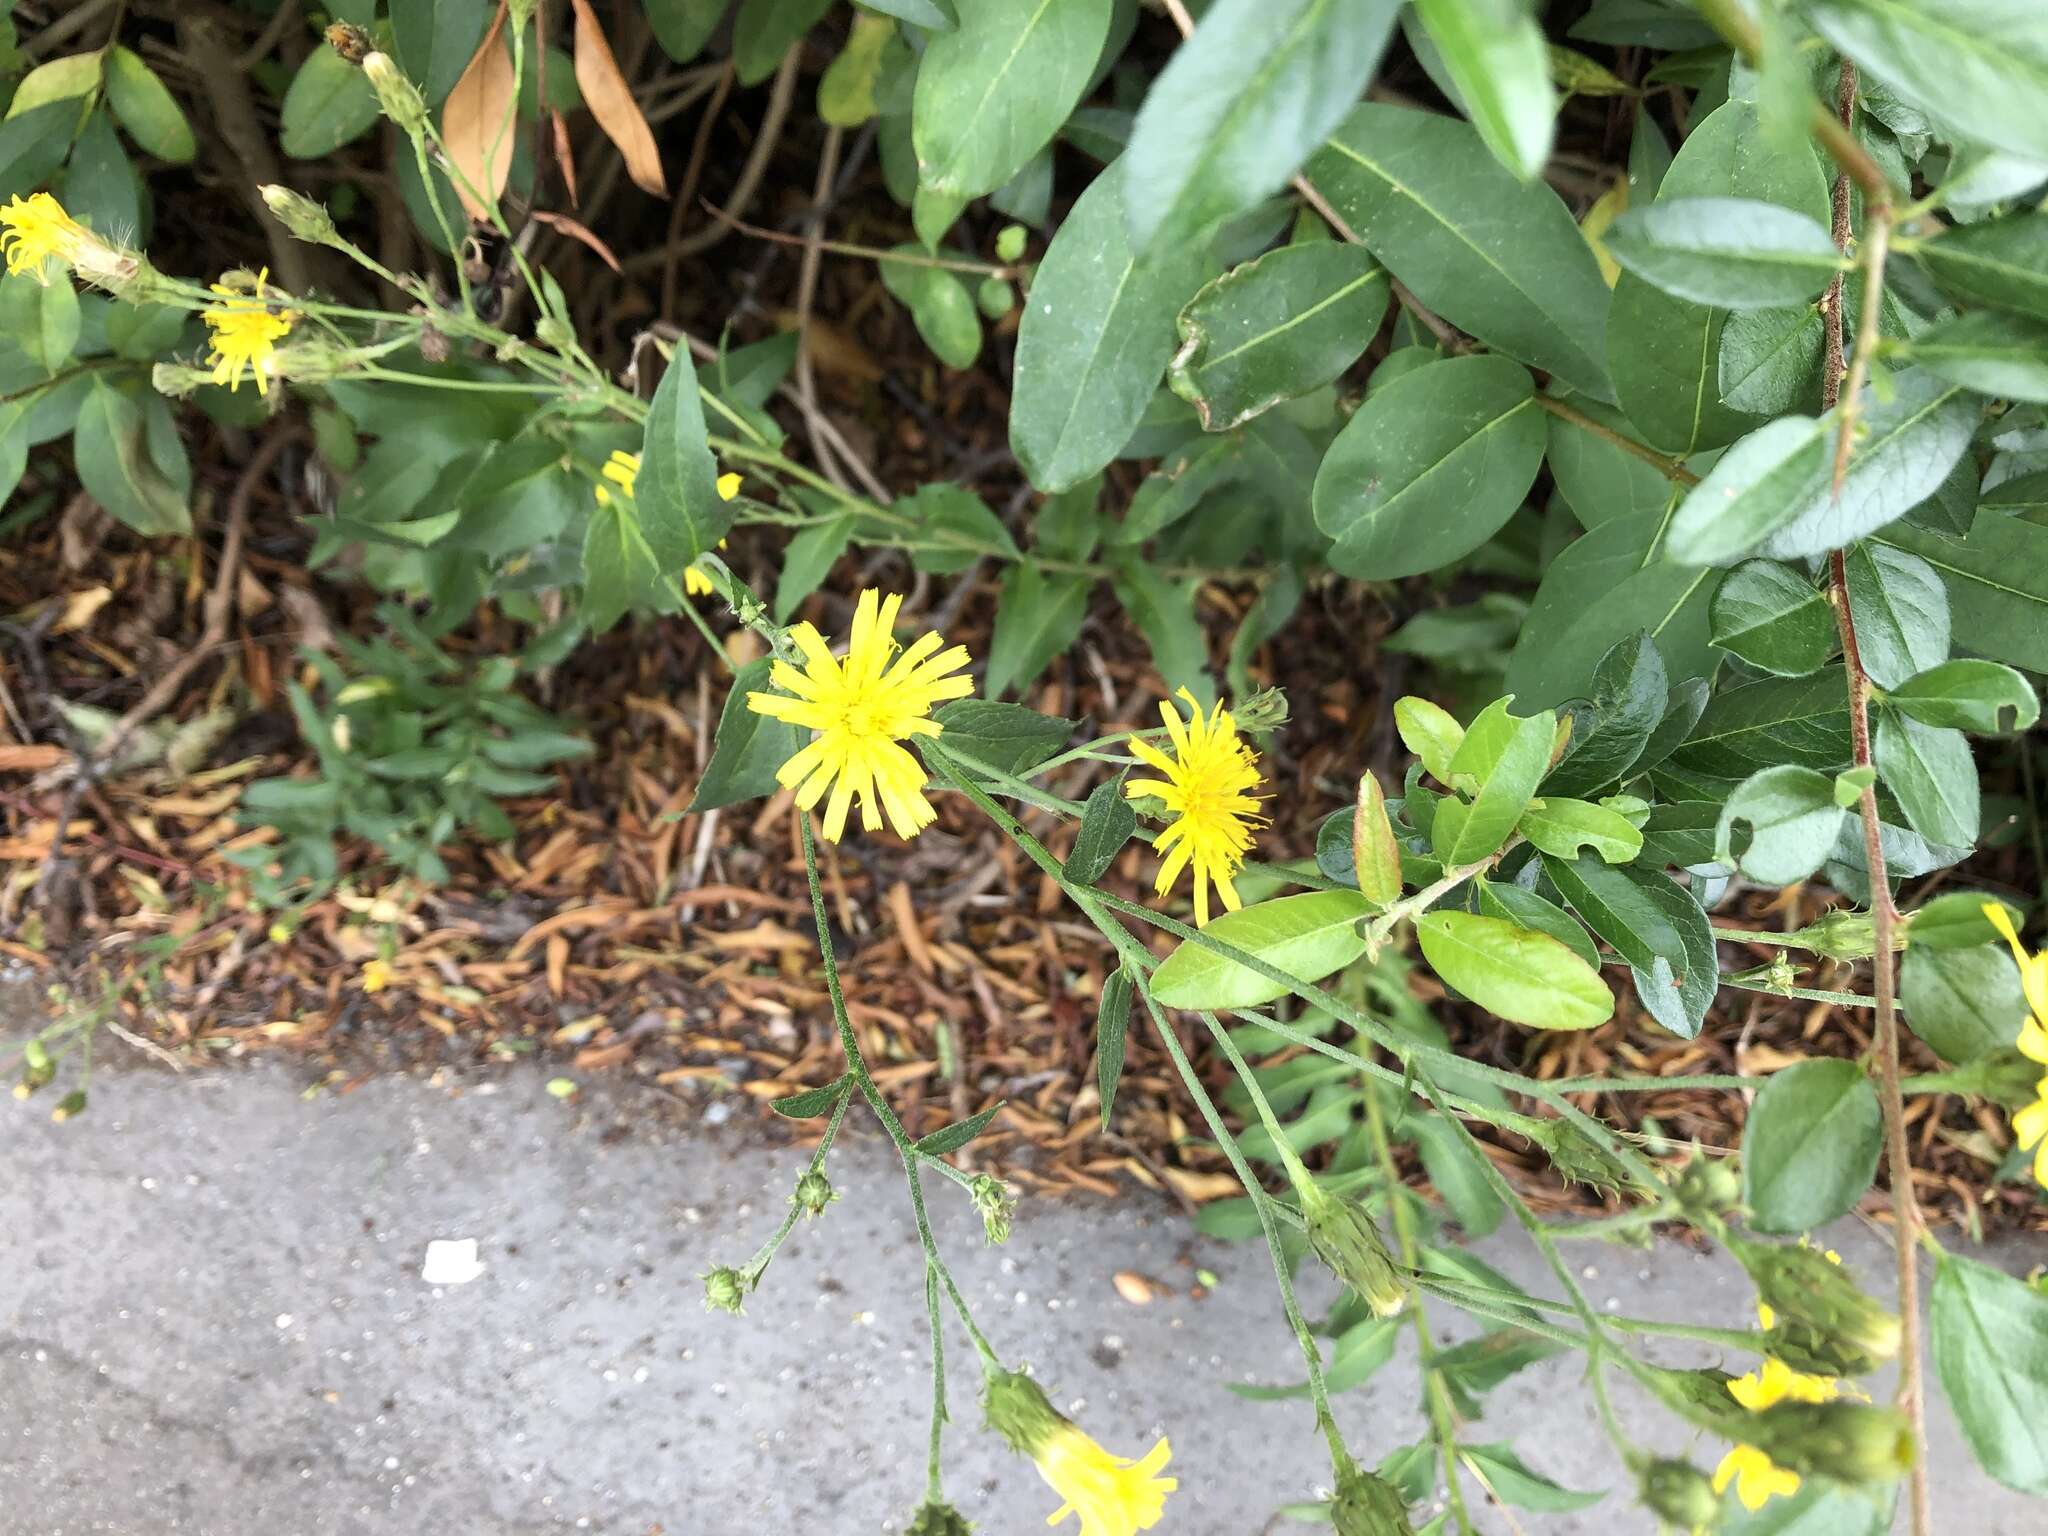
top-left (1717, 1477), bottom-right (1892, 1535)
top-left (1168, 241), bottom-right (1388, 431)
top-left (1475, 881), bottom-right (1600, 969)
top-left (1112, 563), bottom-right (1212, 704)
top-left (1304, 102), bottom-right (1614, 400)
top-left (1115, 434), bottom-right (1244, 545)
top-left (1439, 701), bottom-right (1556, 865)
top-left (1415, 910), bottom-right (1614, 1031)
top-left (1667, 669), bottom-right (1852, 780)
top-left (1720, 304), bottom-right (1827, 416)
top-left (1097, 966), bottom-right (1133, 1130)
top-left (1122, 0), bottom-right (1399, 254)
top-left (1715, 765), bottom-right (1845, 884)
top-left (1638, 798), bottom-right (1721, 868)
top-left (985, 563), bottom-right (1093, 699)
top-left (0, 270), bottom-right (77, 375)
top-left (1394, 696), bottom-right (1464, 786)
top-left (639, 348), bottom-right (732, 569)
top-left (733, 0), bottom-right (835, 86)
top-left (1313, 354), bottom-right (1545, 580)
top-left (688, 659), bottom-right (805, 813)
top-left (1411, 0), bottom-right (1555, 180)
top-left (1890, 660), bottom-right (2039, 733)
top-left (1906, 890), bottom-right (2024, 952)
top-left (391, 0), bottom-right (492, 105)
top-left (770, 1074), bottom-right (850, 1119)
top-left (103, 45), bottom-right (196, 162)
top-left (1901, 944), bottom-right (2026, 1063)
top-left (1710, 560), bottom-right (1836, 676)
top-left (1352, 770), bottom-right (1402, 907)
top-left (1910, 311), bottom-right (2048, 404)
top-left (772, 513), bottom-right (855, 622)
top-left (879, 244), bottom-right (982, 368)
top-left (279, 44), bottom-right (380, 159)
top-left (1545, 397), bottom-right (1675, 530)
top-left (915, 1101), bottom-right (1004, 1155)
top-left (1874, 514), bottom-right (2048, 674)
top-left (1458, 1443), bottom-right (1603, 1514)
top-left (1912, 212), bottom-right (2048, 322)
top-left (1606, 99), bottom-right (1829, 454)
top-left (1543, 631), bottom-right (1666, 797)
top-left (1742, 1059), bottom-right (1882, 1233)
top-left (74, 380), bottom-right (190, 536)
top-left (646, 0), bottom-right (738, 62)
top-left (1519, 798), bottom-right (1644, 864)
top-left (1842, 541), bottom-right (1948, 690)
top-left (1931, 1252), bottom-right (2048, 1493)
top-left (1149, 890), bottom-right (1375, 1011)
top-left (1606, 197), bottom-right (1843, 309)
top-left (1543, 855), bottom-right (1716, 1038)
top-left (893, 482), bottom-right (1018, 573)
top-left (0, 101), bottom-right (82, 204)
top-left (912, 0), bottom-right (1110, 199)
top-left (928, 700), bottom-right (1075, 777)
top-left (1065, 775), bottom-right (1137, 885)
top-left (1874, 714), bottom-right (1979, 848)
top-left (1410, 1113), bottom-right (1503, 1236)
top-left (6, 50), bottom-right (100, 119)
top-left (1010, 162), bottom-right (1213, 492)
top-left (1806, 0), bottom-right (2048, 164)
top-left (818, 13), bottom-right (895, 126)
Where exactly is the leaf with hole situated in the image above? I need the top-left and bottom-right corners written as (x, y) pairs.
top-left (1714, 765), bottom-right (1844, 884)
top-left (1889, 660), bottom-right (2040, 734)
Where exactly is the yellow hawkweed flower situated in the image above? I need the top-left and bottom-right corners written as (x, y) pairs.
top-left (593, 453), bottom-right (741, 595)
top-left (1124, 688), bottom-right (1263, 927)
top-left (0, 191), bottom-right (140, 291)
top-left (361, 959), bottom-right (394, 994)
top-left (1713, 1356), bottom-right (1840, 1511)
top-left (2013, 1078), bottom-right (2048, 1190)
top-left (202, 268), bottom-right (297, 395)
top-left (1037, 1422), bottom-right (1176, 1536)
top-left (1984, 902), bottom-right (2048, 1060)
top-left (744, 588), bottom-right (973, 842)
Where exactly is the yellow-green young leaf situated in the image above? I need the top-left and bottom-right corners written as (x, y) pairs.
top-left (1517, 798), bottom-right (1644, 864)
top-left (1931, 1253), bottom-right (2048, 1495)
top-left (1351, 770), bottom-right (1401, 907)
top-left (1149, 890), bottom-right (1374, 1011)
top-left (1439, 701), bottom-right (1555, 864)
top-left (1548, 43), bottom-right (1632, 97)
top-left (103, 46), bottom-right (195, 162)
top-left (1740, 1059), bottom-right (1881, 1233)
top-left (1394, 695), bottom-right (1464, 785)
top-left (1415, 910), bottom-right (1613, 1031)
top-left (1905, 890), bottom-right (2025, 952)
top-left (5, 51), bottom-right (101, 121)
top-left (818, 14), bottom-right (893, 127)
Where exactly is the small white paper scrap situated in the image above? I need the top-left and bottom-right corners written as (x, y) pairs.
top-left (421, 1238), bottom-right (485, 1286)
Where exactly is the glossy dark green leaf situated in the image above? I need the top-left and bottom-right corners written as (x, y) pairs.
top-left (1667, 669), bottom-right (1852, 779)
top-left (0, 102), bottom-right (83, 204)
top-left (1874, 714), bottom-right (1979, 847)
top-left (279, 44), bottom-right (380, 159)
top-left (1168, 242), bottom-right (1388, 430)
top-left (1415, 910), bottom-right (1614, 1030)
top-left (1902, 944), bottom-right (2026, 1063)
top-left (1543, 631), bottom-right (1667, 797)
top-left (1910, 311), bottom-right (2048, 403)
top-left (1715, 765), bottom-right (1844, 884)
top-left (1931, 1253), bottom-right (2048, 1493)
top-left (1719, 304), bottom-right (1827, 416)
top-left (770, 1073), bottom-right (850, 1118)
top-left (1010, 162), bottom-right (1213, 492)
top-left (1606, 196), bottom-right (1843, 309)
top-left (1313, 354), bottom-right (1545, 579)
top-left (1983, 469), bottom-right (2048, 518)
top-left (1149, 890), bottom-right (1375, 1010)
top-left (1123, 0), bottom-right (1399, 254)
top-left (1637, 799), bottom-right (1722, 869)
top-left (1741, 1059), bottom-right (1882, 1233)
top-left (913, 0), bottom-right (1110, 198)
top-left (1305, 102), bottom-right (1614, 400)
top-left (391, 0), bottom-right (492, 104)
top-left (688, 659), bottom-right (805, 812)
top-left (1709, 560), bottom-right (1836, 676)
top-left (733, 0), bottom-right (835, 85)
top-left (1096, 966), bottom-right (1133, 1130)
top-left (984, 563), bottom-right (1093, 698)
top-left (1889, 660), bottom-right (2040, 733)
top-left (1875, 515), bottom-right (2048, 674)
top-left (915, 1100), bottom-right (1004, 1155)
top-left (1411, 0), bottom-right (1555, 180)
top-left (1115, 434), bottom-right (1245, 545)
top-left (639, 348), bottom-right (732, 568)
top-left (1544, 854), bottom-right (1717, 1038)
top-left (1843, 541), bottom-right (1950, 690)
top-left (927, 701), bottom-right (1077, 777)
top-left (103, 45), bottom-right (196, 162)
top-left (1064, 774), bottom-right (1137, 885)
top-left (1544, 398), bottom-right (1675, 530)
top-left (1913, 212), bottom-right (2048, 321)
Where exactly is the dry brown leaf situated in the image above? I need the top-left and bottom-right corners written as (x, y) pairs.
top-left (55, 586), bottom-right (111, 632)
top-left (569, 0), bottom-right (666, 197)
top-left (443, 2), bottom-right (516, 221)
top-left (530, 209), bottom-right (621, 272)
top-left (550, 110), bottom-right (579, 206)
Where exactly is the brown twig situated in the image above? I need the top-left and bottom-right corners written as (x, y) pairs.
top-left (661, 60), bottom-right (735, 319)
top-left (662, 42), bottom-right (803, 264)
top-left (793, 123), bottom-right (853, 495)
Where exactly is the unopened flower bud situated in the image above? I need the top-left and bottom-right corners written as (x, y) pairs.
top-left (1671, 1147), bottom-right (1741, 1224)
top-left (50, 1089), bottom-right (86, 1123)
top-left (1636, 1457), bottom-right (1719, 1532)
top-left (362, 53), bottom-right (428, 136)
top-left (970, 1174), bottom-right (1013, 1245)
top-left (152, 361), bottom-right (213, 398)
top-left (260, 184), bottom-right (339, 248)
top-left (1331, 1460), bottom-right (1416, 1535)
top-left (1792, 908), bottom-right (1887, 962)
top-left (701, 1264), bottom-right (750, 1315)
top-left (1232, 686), bottom-right (1290, 733)
top-left (792, 1169), bottom-right (837, 1219)
top-left (1521, 1116), bottom-right (1640, 1200)
top-left (905, 1500), bottom-right (975, 1536)
top-left (1297, 1178), bottom-right (1406, 1318)
top-left (1736, 1239), bottom-right (1900, 1378)
top-left (1744, 1400), bottom-right (1915, 1486)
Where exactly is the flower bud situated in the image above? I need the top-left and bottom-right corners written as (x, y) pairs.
top-left (1791, 908), bottom-right (1889, 962)
top-left (701, 1264), bottom-right (750, 1315)
top-left (1736, 1240), bottom-right (1900, 1377)
top-left (981, 1366), bottom-right (1061, 1458)
top-left (970, 1173), bottom-right (1013, 1245)
top-left (1331, 1461), bottom-right (1416, 1536)
top-left (792, 1169), bottom-right (837, 1219)
top-left (905, 1500), bottom-right (975, 1536)
top-left (1636, 1458), bottom-right (1719, 1532)
top-left (1743, 1400), bottom-right (1915, 1486)
top-left (260, 184), bottom-right (340, 248)
top-left (1640, 1364), bottom-right (1748, 1434)
top-left (362, 53), bottom-right (428, 136)
top-left (1521, 1116), bottom-right (1641, 1201)
top-left (1297, 1179), bottom-right (1406, 1318)
top-left (1670, 1147), bottom-right (1741, 1224)
top-left (1231, 686), bottom-right (1290, 733)
top-left (152, 361), bottom-right (214, 398)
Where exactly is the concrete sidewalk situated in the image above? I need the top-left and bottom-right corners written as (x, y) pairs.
top-left (1, 1062), bottom-right (2037, 1533)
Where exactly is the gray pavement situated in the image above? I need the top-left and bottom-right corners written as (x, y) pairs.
top-left (1, 1061), bottom-right (2039, 1534)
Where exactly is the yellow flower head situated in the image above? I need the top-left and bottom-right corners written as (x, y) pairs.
top-left (1036, 1422), bottom-right (1176, 1536)
top-left (0, 192), bottom-right (87, 280)
top-left (2012, 1076), bottom-right (2048, 1190)
top-left (1984, 902), bottom-right (2048, 1063)
top-left (744, 588), bottom-right (974, 842)
top-left (202, 268), bottom-right (297, 395)
top-left (361, 958), bottom-right (394, 994)
top-left (1713, 1444), bottom-right (1801, 1512)
top-left (1712, 1355), bottom-right (1841, 1512)
top-left (1124, 688), bottom-right (1263, 927)
top-left (595, 455), bottom-right (741, 596)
